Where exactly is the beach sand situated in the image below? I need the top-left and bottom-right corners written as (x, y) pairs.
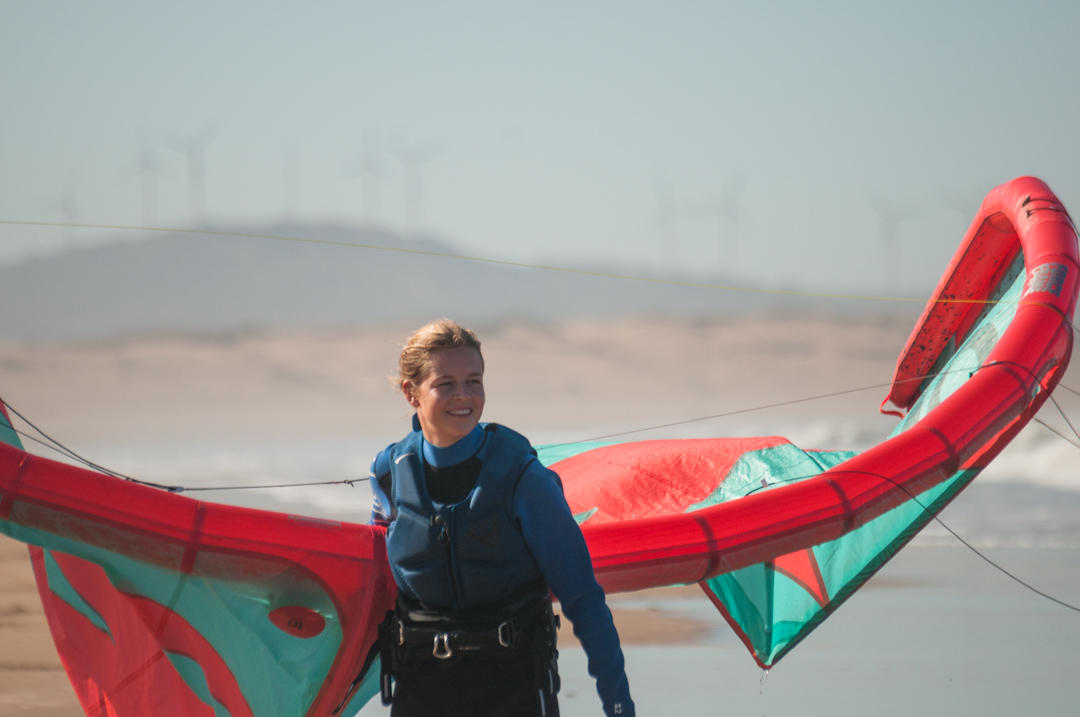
top-left (0, 535), bottom-right (82, 717)
top-left (0, 315), bottom-right (918, 444)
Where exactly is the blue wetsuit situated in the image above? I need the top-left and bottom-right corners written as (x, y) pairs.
top-left (371, 422), bottom-right (634, 717)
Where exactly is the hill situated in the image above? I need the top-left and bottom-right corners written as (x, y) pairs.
top-left (0, 224), bottom-right (868, 341)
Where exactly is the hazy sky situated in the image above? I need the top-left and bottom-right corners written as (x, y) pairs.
top-left (2, 1), bottom-right (1078, 296)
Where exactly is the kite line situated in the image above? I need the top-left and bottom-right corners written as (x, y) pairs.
top-left (4, 383), bottom-right (1080, 615)
top-left (4, 361), bottom-right (1078, 492)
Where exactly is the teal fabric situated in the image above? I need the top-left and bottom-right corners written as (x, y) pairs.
top-left (701, 251), bottom-right (1029, 666)
top-left (686, 445), bottom-right (856, 512)
top-left (704, 468), bottom-right (976, 666)
top-left (535, 441), bottom-right (622, 467)
top-left (0, 410), bottom-right (19, 450)
top-left (42, 549), bottom-right (112, 638)
top-left (0, 400), bottom-right (344, 714)
top-left (573, 507), bottom-right (598, 525)
top-left (165, 651), bottom-right (234, 717)
top-left (0, 520), bottom-right (342, 717)
top-left (892, 251), bottom-right (1026, 436)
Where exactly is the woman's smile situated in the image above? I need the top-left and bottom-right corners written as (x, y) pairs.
top-left (403, 346), bottom-right (486, 447)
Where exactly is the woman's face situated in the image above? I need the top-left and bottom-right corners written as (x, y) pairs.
top-left (403, 346), bottom-right (486, 448)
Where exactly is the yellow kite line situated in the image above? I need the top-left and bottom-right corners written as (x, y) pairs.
top-left (0, 219), bottom-right (1021, 306)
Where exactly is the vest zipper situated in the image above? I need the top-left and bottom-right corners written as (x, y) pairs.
top-left (433, 513), bottom-right (460, 608)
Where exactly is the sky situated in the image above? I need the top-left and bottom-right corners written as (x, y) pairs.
top-left (2, 1), bottom-right (1079, 297)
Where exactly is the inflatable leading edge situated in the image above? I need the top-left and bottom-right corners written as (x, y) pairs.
top-left (566, 176), bottom-right (1077, 593)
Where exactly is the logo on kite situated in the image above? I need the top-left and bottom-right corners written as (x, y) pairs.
top-left (269, 605), bottom-right (326, 638)
top-left (1026, 263), bottom-right (1068, 297)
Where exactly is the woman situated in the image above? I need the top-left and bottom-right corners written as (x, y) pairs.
top-left (370, 319), bottom-right (634, 717)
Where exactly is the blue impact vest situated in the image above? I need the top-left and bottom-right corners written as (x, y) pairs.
top-left (385, 424), bottom-right (546, 612)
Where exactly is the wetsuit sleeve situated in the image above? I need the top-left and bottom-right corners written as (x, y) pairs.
top-left (369, 443), bottom-right (396, 527)
top-left (513, 460), bottom-right (635, 717)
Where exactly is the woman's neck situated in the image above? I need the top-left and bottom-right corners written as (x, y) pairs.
top-left (422, 425), bottom-right (484, 468)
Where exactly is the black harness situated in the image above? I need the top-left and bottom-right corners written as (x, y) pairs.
top-left (380, 590), bottom-right (561, 708)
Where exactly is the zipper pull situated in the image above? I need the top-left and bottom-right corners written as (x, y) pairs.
top-left (431, 515), bottom-right (449, 545)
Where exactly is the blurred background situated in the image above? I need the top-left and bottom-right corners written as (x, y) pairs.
top-left (2, 3), bottom-right (1080, 716)
top-left (2, 1), bottom-right (1079, 294)
top-left (1, 0), bottom-right (1077, 532)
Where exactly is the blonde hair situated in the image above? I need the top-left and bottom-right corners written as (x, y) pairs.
top-left (393, 319), bottom-right (484, 393)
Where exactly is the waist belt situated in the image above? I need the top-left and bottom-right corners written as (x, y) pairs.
top-left (379, 592), bottom-right (560, 706)
top-left (394, 613), bottom-right (524, 659)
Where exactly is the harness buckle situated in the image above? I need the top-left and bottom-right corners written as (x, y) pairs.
top-left (498, 620), bottom-right (514, 648)
top-left (398, 620), bottom-right (405, 646)
top-left (433, 632), bottom-right (453, 659)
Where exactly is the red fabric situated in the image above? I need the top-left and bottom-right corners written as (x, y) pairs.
top-left (269, 606), bottom-right (326, 638)
top-left (2, 449), bottom-right (397, 717)
top-left (772, 549), bottom-right (829, 607)
top-left (125, 591), bottom-right (254, 717)
top-left (555, 437), bottom-right (787, 523)
top-left (31, 548), bottom-right (217, 717)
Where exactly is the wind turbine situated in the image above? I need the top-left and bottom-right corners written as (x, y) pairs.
top-left (651, 175), bottom-right (682, 269)
top-left (866, 193), bottom-right (918, 292)
top-left (39, 173), bottom-right (80, 252)
top-left (282, 135), bottom-right (301, 223)
top-left (345, 129), bottom-right (386, 227)
top-left (165, 123), bottom-right (217, 226)
top-left (58, 174), bottom-right (79, 250)
top-left (123, 132), bottom-right (164, 233)
top-left (692, 171), bottom-right (748, 276)
top-left (388, 137), bottom-right (441, 235)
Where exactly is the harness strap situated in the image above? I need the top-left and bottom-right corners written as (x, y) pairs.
top-left (395, 615), bottom-right (524, 657)
top-left (379, 593), bottom-right (561, 706)
top-left (378, 611), bottom-right (395, 705)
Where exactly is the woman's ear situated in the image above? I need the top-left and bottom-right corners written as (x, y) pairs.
top-left (402, 381), bottom-right (421, 408)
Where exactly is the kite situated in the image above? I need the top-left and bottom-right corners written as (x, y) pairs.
top-left (0, 176), bottom-right (1076, 715)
